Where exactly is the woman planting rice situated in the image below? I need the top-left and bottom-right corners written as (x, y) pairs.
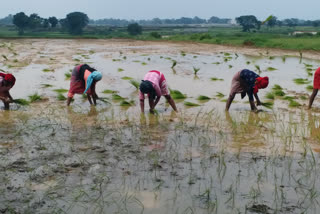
top-left (139, 70), bottom-right (177, 113)
top-left (67, 64), bottom-right (102, 106)
top-left (226, 69), bottom-right (269, 111)
top-left (308, 67), bottom-right (320, 109)
top-left (0, 73), bottom-right (16, 110)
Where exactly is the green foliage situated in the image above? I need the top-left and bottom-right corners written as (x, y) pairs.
top-left (13, 12), bottom-right (29, 35)
top-left (118, 68), bottom-right (124, 72)
top-left (216, 92), bottom-right (225, 98)
top-left (193, 67), bottom-right (200, 75)
top-left (150, 32), bottom-right (161, 39)
top-left (289, 100), bottom-right (301, 107)
top-left (169, 89), bottom-right (187, 99)
top-left (306, 85), bottom-right (314, 91)
top-left (41, 84), bottom-right (53, 88)
top-left (293, 78), bottom-right (311, 85)
top-left (65, 72), bottom-right (71, 80)
top-left (267, 67), bottom-right (277, 71)
top-left (272, 84), bottom-right (283, 90)
top-left (210, 77), bottom-right (224, 81)
top-left (274, 89), bottom-right (285, 96)
top-left (261, 101), bottom-right (273, 109)
top-left (102, 89), bottom-right (118, 94)
top-left (63, 12), bottom-right (89, 35)
top-left (28, 93), bottom-right (42, 102)
top-left (13, 99), bottom-right (29, 106)
top-left (127, 23), bottom-right (142, 36)
top-left (53, 89), bottom-right (68, 93)
top-left (197, 95), bottom-right (211, 100)
top-left (265, 92), bottom-right (275, 100)
top-left (57, 93), bottom-right (67, 101)
top-left (42, 68), bottom-right (54, 72)
top-left (121, 76), bottom-right (133, 80)
top-left (235, 15), bottom-right (260, 32)
top-left (120, 100), bottom-right (134, 106)
top-left (171, 60), bottom-right (177, 69)
top-left (184, 101), bottom-right (200, 107)
top-left (112, 94), bottom-right (124, 100)
top-left (129, 79), bottom-right (140, 89)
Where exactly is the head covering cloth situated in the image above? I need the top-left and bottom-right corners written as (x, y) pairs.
top-left (83, 71), bottom-right (102, 94)
top-left (253, 76), bottom-right (269, 94)
top-left (0, 73), bottom-right (16, 87)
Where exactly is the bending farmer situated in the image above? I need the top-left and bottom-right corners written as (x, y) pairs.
top-left (0, 73), bottom-right (16, 110)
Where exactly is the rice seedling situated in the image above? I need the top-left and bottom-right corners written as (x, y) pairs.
top-left (283, 96), bottom-right (295, 101)
top-left (289, 100), bottom-right (301, 107)
top-left (184, 101), bottom-right (200, 107)
top-left (171, 60), bottom-right (177, 69)
top-left (282, 55), bottom-right (286, 62)
top-left (53, 89), bottom-right (68, 93)
top-left (212, 62), bottom-right (220, 65)
top-left (255, 65), bottom-right (261, 73)
top-left (261, 101), bottom-right (273, 109)
top-left (181, 51), bottom-right (186, 56)
top-left (121, 76), bottom-right (133, 80)
top-left (303, 63), bottom-right (313, 68)
top-left (89, 50), bottom-right (95, 54)
top-left (0, 69), bottom-right (6, 73)
top-left (306, 85), bottom-right (314, 91)
top-left (99, 97), bottom-right (110, 103)
top-left (123, 56), bottom-right (127, 60)
top-left (141, 62), bottom-right (147, 66)
top-left (210, 77), bottom-right (224, 81)
top-left (267, 67), bottom-right (277, 71)
top-left (235, 53), bottom-right (239, 58)
top-left (274, 90), bottom-right (285, 96)
top-left (272, 84), bottom-right (283, 90)
top-left (269, 56), bottom-right (275, 60)
top-left (169, 89), bottom-right (187, 99)
top-left (265, 92), bottom-right (275, 100)
top-left (216, 92), bottom-right (225, 98)
top-left (193, 56), bottom-right (198, 58)
top-left (224, 52), bottom-right (231, 56)
top-left (120, 100), bottom-right (134, 106)
top-left (42, 68), bottom-right (54, 72)
top-left (13, 59), bottom-right (18, 63)
top-left (41, 84), bottom-right (53, 88)
top-left (28, 93), bottom-right (42, 102)
top-left (57, 93), bottom-right (67, 101)
top-left (246, 61), bottom-right (251, 65)
top-left (197, 95), bottom-right (211, 100)
top-left (1, 54), bottom-right (8, 60)
top-left (132, 60), bottom-right (140, 63)
top-left (165, 57), bottom-right (172, 60)
top-left (65, 72), bottom-right (71, 80)
top-left (13, 99), bottom-right (29, 106)
top-left (112, 94), bottom-right (125, 100)
top-left (147, 58), bottom-right (150, 61)
top-left (102, 89), bottom-right (118, 94)
top-left (129, 80), bottom-right (140, 89)
top-left (193, 67), bottom-right (200, 75)
top-left (293, 78), bottom-right (311, 85)
top-left (118, 68), bottom-right (124, 72)
top-left (73, 58), bottom-right (80, 62)
top-left (229, 65), bottom-right (233, 69)
top-left (112, 59), bottom-right (121, 62)
top-left (300, 95), bottom-right (307, 100)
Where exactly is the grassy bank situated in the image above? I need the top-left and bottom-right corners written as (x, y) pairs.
top-left (1, 25), bottom-right (320, 50)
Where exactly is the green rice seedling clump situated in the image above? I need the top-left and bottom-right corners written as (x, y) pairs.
top-left (211, 77), bottom-right (224, 81)
top-left (293, 78), bottom-right (311, 85)
top-left (120, 100), bottom-right (134, 106)
top-left (289, 100), bottom-right (301, 107)
top-left (118, 68), bottom-right (124, 72)
top-left (306, 85), bottom-right (313, 91)
top-left (261, 101), bottom-right (273, 109)
top-left (265, 92), bottom-right (275, 100)
top-left (197, 95), bottom-right (211, 100)
top-left (272, 84), bottom-right (283, 90)
top-left (193, 67), bottom-right (200, 75)
top-left (28, 93), bottom-right (42, 103)
top-left (216, 92), bottom-right (225, 98)
top-left (171, 60), bottom-right (177, 69)
top-left (112, 94), bottom-right (124, 100)
top-left (53, 89), bottom-right (68, 93)
top-left (102, 89), bottom-right (118, 94)
top-left (13, 99), bottom-right (29, 106)
top-left (274, 90), bottom-right (285, 97)
top-left (130, 80), bottom-right (140, 89)
top-left (170, 89), bottom-right (187, 99)
top-left (184, 101), bottom-right (200, 107)
top-left (57, 93), bottom-right (67, 101)
top-left (65, 73), bottom-right (71, 80)
top-left (121, 76), bottom-right (133, 80)
top-left (267, 67), bottom-right (277, 71)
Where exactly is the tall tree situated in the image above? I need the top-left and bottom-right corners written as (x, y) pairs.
top-left (13, 12), bottom-right (29, 35)
top-left (127, 23), bottom-right (142, 35)
top-left (267, 16), bottom-right (277, 28)
top-left (236, 15), bottom-right (260, 32)
top-left (28, 13), bottom-right (42, 29)
top-left (64, 12), bottom-right (89, 35)
top-left (48, 16), bottom-right (58, 28)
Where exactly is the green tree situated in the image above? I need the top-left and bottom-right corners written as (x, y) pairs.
top-left (28, 13), bottom-right (42, 29)
top-left (13, 12), bottom-right (29, 35)
top-left (64, 12), bottom-right (89, 35)
top-left (235, 15), bottom-right (260, 32)
top-left (127, 23), bottom-right (142, 36)
top-left (48, 16), bottom-right (58, 28)
top-left (43, 19), bottom-right (50, 28)
top-left (267, 16), bottom-right (277, 28)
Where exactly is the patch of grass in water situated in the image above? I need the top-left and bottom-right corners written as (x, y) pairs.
top-left (267, 67), bottom-right (277, 71)
top-left (212, 62), bottom-right (220, 65)
top-left (300, 95), bottom-right (307, 100)
top-left (261, 101), bottom-right (273, 109)
top-left (181, 51), bottom-right (186, 56)
top-left (130, 80), bottom-right (140, 89)
top-left (53, 89), bottom-right (68, 93)
top-left (289, 100), bottom-right (301, 107)
top-left (272, 84), bottom-right (283, 90)
top-left (65, 72), bottom-right (71, 80)
top-left (171, 60), bottom-right (177, 69)
top-left (210, 77), bottom-right (223, 81)
top-left (269, 56), bottom-right (275, 60)
top-left (28, 93), bottom-right (42, 103)
top-left (42, 68), bottom-right (54, 72)
top-left (120, 100), bottom-right (134, 106)
top-left (13, 99), bottom-right (29, 106)
top-left (197, 95), bottom-right (211, 100)
top-left (293, 78), bottom-right (311, 85)
top-left (306, 85), bottom-right (314, 91)
top-left (246, 61), bottom-right (251, 65)
top-left (112, 59), bottom-right (121, 62)
top-left (184, 101), bottom-right (200, 107)
top-left (132, 60), bottom-right (140, 63)
top-left (41, 84), bottom-right (53, 88)
top-left (193, 67), bottom-right (200, 75)
top-left (169, 89), bottom-right (187, 99)
top-left (274, 90), bottom-right (285, 97)
top-left (121, 76), bottom-right (133, 80)
top-left (112, 94), bottom-right (125, 100)
top-left (283, 96), bottom-right (295, 101)
top-left (265, 92), bottom-right (275, 100)
top-left (141, 62), bottom-right (147, 66)
top-left (57, 93), bottom-right (67, 101)
top-left (282, 55), bottom-right (286, 62)
top-left (229, 65), bottom-right (233, 69)
top-left (102, 89), bottom-right (118, 94)
top-left (216, 92), bottom-right (225, 98)
top-left (118, 68), bottom-right (124, 72)
top-left (255, 65), bottom-right (261, 73)
top-left (303, 63), bottom-right (313, 68)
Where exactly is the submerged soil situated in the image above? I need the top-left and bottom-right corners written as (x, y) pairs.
top-left (1, 39), bottom-right (320, 213)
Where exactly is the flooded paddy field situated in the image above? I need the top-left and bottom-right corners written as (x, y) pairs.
top-left (1, 39), bottom-right (320, 213)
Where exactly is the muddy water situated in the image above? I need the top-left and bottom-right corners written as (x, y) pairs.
top-left (1, 39), bottom-right (320, 213)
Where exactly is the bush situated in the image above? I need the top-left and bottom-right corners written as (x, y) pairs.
top-left (127, 23), bottom-right (142, 36)
top-left (149, 32), bottom-right (161, 39)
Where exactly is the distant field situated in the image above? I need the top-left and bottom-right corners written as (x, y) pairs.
top-left (1, 25), bottom-right (320, 50)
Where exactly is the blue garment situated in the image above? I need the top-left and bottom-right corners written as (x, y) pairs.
top-left (240, 69), bottom-right (259, 101)
top-left (84, 71), bottom-right (102, 94)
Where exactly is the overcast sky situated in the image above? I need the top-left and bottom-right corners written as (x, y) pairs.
top-left (1, 0), bottom-right (319, 20)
